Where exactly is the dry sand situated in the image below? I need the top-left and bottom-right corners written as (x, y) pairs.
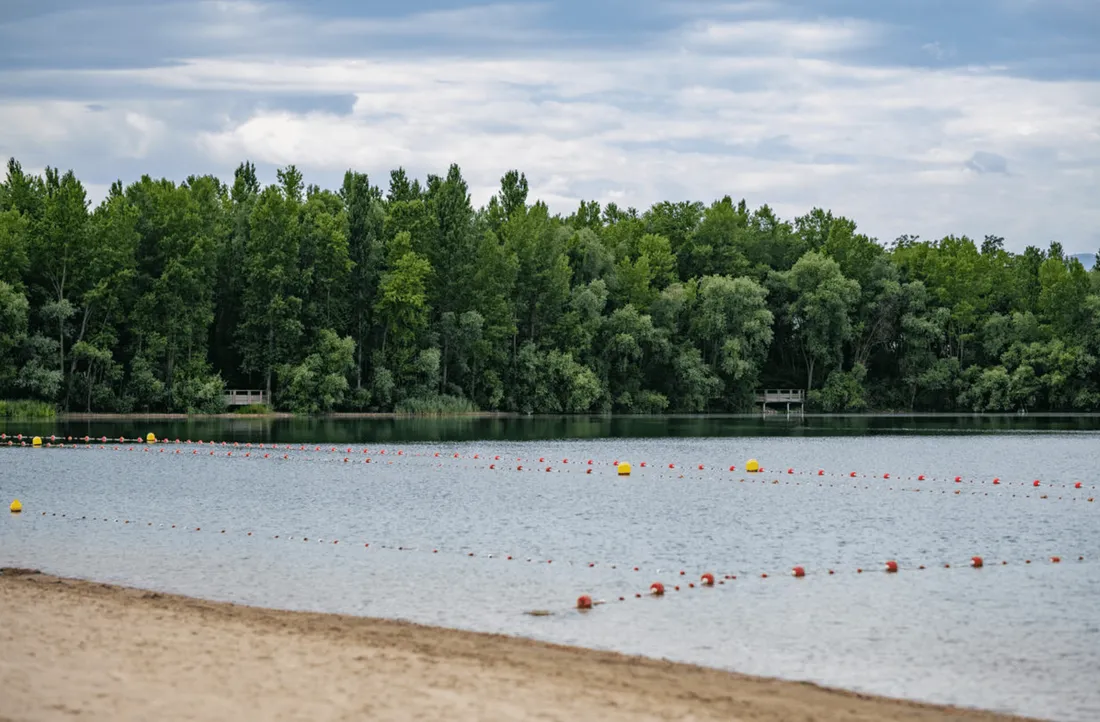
top-left (0, 569), bottom-right (1036, 722)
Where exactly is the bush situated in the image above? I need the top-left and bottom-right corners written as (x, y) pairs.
top-left (0, 399), bottom-right (56, 418)
top-left (393, 394), bottom-right (478, 415)
top-left (233, 403), bottom-right (273, 415)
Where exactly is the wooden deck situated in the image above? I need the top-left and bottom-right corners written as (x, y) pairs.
top-left (755, 389), bottom-right (805, 414)
top-left (223, 390), bottom-right (268, 407)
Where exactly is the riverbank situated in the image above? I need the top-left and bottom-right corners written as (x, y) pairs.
top-left (0, 570), bottom-right (1035, 722)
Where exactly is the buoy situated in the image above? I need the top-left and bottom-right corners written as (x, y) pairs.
top-left (791, 566), bottom-right (805, 578)
top-left (970, 556), bottom-right (984, 568)
top-left (650, 582), bottom-right (665, 596)
top-left (1033, 480), bottom-right (1040, 487)
top-left (9, 499), bottom-right (21, 513)
top-left (918, 474), bottom-right (925, 480)
top-left (885, 560), bottom-right (898, 573)
top-left (787, 468), bottom-right (794, 474)
top-left (576, 595), bottom-right (593, 610)
top-left (700, 572), bottom-right (715, 586)
top-left (883, 473), bottom-right (890, 479)
top-left (617, 462), bottom-right (631, 476)
top-left (32, 436), bottom-right (42, 447)
top-left (818, 469), bottom-right (824, 476)
top-left (993, 478), bottom-right (1000, 485)
top-left (1075, 482), bottom-right (1082, 489)
top-left (1051, 556), bottom-right (1061, 563)
top-left (146, 432), bottom-right (156, 443)
top-left (745, 459), bottom-right (759, 473)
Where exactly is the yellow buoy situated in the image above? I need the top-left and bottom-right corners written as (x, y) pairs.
top-left (146, 432), bottom-right (156, 443)
top-left (10, 499), bottom-right (22, 513)
top-left (32, 436), bottom-right (42, 447)
top-left (745, 459), bottom-right (760, 473)
top-left (617, 461), bottom-right (632, 476)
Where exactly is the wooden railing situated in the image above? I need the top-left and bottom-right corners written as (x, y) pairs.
top-left (223, 389), bottom-right (268, 407)
top-left (754, 389), bottom-right (805, 404)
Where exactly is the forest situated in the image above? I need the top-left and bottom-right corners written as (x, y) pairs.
top-left (0, 157), bottom-right (1097, 415)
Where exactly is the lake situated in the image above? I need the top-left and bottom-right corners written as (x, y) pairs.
top-left (2, 415), bottom-right (1098, 721)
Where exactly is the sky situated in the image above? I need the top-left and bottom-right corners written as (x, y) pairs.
top-left (1, 0), bottom-right (1098, 252)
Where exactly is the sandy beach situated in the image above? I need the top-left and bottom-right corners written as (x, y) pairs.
top-left (0, 569), bottom-right (1037, 722)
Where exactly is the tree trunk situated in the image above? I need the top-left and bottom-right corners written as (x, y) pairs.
top-left (266, 321), bottom-right (274, 399)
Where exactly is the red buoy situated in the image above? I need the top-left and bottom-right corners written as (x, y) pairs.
top-left (787, 468), bottom-right (794, 474)
top-left (885, 560), bottom-right (898, 573)
top-left (729, 465), bottom-right (736, 472)
top-left (701, 573), bottom-right (715, 586)
top-left (791, 566), bottom-right (805, 578)
top-left (1075, 482), bottom-right (1082, 489)
top-left (576, 595), bottom-right (593, 609)
top-left (1033, 480), bottom-right (1041, 487)
top-left (1051, 556), bottom-right (1061, 563)
top-left (970, 556), bottom-right (984, 568)
top-left (650, 582), bottom-right (665, 596)
top-left (918, 474), bottom-right (925, 480)
top-left (818, 469), bottom-right (824, 476)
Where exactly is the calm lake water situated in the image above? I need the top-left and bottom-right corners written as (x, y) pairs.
top-left (2, 415), bottom-right (1098, 722)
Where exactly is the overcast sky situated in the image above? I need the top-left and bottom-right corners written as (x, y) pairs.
top-left (1, 0), bottom-right (1098, 251)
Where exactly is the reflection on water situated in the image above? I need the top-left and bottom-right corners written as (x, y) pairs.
top-left (2, 423), bottom-right (1099, 721)
top-left (6, 412), bottom-right (1100, 444)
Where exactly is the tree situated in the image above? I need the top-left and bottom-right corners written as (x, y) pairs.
top-left (237, 181), bottom-right (303, 399)
top-left (785, 252), bottom-right (860, 392)
top-left (690, 275), bottom-right (773, 406)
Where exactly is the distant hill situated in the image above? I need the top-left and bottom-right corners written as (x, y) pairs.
top-left (1072, 253), bottom-right (1096, 270)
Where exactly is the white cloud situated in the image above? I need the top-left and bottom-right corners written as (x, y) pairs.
top-left (680, 18), bottom-right (883, 53)
top-left (0, 101), bottom-right (167, 160)
top-left (1, 1), bottom-right (1099, 250)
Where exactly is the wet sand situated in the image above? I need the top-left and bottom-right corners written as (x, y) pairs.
top-left (0, 570), bottom-right (1036, 722)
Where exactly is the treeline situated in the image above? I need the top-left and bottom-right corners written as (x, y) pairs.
top-left (0, 158), bottom-right (1097, 414)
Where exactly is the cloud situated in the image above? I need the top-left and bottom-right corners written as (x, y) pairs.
top-left (0, 0), bottom-right (1098, 251)
top-left (679, 18), bottom-right (884, 53)
top-left (921, 41), bottom-right (956, 61)
top-left (964, 151), bottom-right (1010, 175)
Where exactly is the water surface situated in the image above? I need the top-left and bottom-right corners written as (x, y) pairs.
top-left (2, 418), bottom-right (1097, 722)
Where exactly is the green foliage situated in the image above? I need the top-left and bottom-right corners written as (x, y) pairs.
top-left (277, 329), bottom-right (354, 413)
top-left (394, 394), bottom-right (478, 415)
top-left (1, 155), bottom-right (1097, 415)
top-left (233, 403), bottom-right (273, 415)
top-left (0, 399), bottom-right (56, 418)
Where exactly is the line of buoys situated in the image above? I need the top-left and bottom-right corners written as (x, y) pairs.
top-left (7, 443), bottom-right (1097, 502)
top-left (23, 506), bottom-right (1093, 617)
top-left (4, 435), bottom-right (1097, 495)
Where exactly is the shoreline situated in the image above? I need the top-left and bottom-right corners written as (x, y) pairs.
top-left (9, 410), bottom-right (1100, 422)
top-left (0, 570), bottom-right (1037, 722)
